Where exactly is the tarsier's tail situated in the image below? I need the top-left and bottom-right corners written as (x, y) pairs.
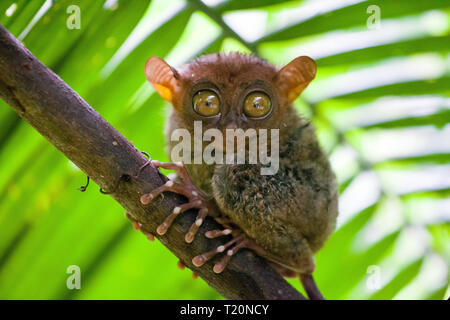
top-left (300, 274), bottom-right (325, 300)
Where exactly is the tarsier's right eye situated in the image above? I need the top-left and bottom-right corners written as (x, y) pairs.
top-left (193, 90), bottom-right (220, 117)
top-left (243, 92), bottom-right (272, 118)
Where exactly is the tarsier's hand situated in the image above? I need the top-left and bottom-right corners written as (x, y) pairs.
top-left (140, 160), bottom-right (216, 243)
top-left (139, 161), bottom-right (266, 274)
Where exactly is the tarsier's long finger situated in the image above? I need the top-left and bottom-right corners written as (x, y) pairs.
top-left (185, 207), bottom-right (208, 243)
top-left (192, 237), bottom-right (239, 267)
top-left (213, 239), bottom-right (247, 274)
top-left (151, 160), bottom-right (192, 184)
top-left (205, 228), bottom-right (233, 239)
top-left (140, 180), bottom-right (190, 205)
top-left (156, 201), bottom-right (198, 236)
top-left (145, 232), bottom-right (155, 242)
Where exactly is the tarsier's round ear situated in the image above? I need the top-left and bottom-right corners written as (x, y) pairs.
top-left (145, 56), bottom-right (180, 103)
top-left (276, 56), bottom-right (317, 103)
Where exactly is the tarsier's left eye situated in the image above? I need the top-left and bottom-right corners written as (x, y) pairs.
top-left (243, 92), bottom-right (272, 118)
top-left (193, 90), bottom-right (220, 117)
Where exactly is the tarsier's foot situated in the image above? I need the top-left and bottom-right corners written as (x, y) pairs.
top-left (192, 227), bottom-right (265, 274)
top-left (124, 211), bottom-right (155, 241)
top-left (140, 160), bottom-right (217, 243)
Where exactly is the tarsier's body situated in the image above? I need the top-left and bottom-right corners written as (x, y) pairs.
top-left (141, 53), bottom-right (338, 299)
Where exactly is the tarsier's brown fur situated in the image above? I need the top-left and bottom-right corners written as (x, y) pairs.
top-left (144, 52), bottom-right (338, 296)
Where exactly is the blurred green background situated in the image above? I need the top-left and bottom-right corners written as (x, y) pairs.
top-left (0, 0), bottom-right (449, 300)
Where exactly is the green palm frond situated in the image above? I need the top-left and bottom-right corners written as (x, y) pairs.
top-left (0, 0), bottom-right (448, 299)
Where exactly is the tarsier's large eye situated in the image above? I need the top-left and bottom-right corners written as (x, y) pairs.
top-left (193, 90), bottom-right (220, 117)
top-left (243, 92), bottom-right (272, 118)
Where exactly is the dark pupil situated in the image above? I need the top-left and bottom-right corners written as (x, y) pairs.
top-left (205, 100), bottom-right (211, 107)
top-left (253, 102), bottom-right (261, 109)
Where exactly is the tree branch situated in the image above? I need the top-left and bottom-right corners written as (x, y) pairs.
top-left (0, 25), bottom-right (305, 300)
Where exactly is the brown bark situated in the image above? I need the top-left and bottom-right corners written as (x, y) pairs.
top-left (0, 24), bottom-right (305, 300)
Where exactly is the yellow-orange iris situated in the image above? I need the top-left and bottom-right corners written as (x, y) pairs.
top-left (193, 90), bottom-right (220, 117)
top-left (243, 92), bottom-right (271, 118)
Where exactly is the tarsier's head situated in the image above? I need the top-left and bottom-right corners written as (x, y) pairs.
top-left (144, 52), bottom-right (316, 137)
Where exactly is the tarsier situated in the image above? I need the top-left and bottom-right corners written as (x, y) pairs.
top-left (134, 52), bottom-right (338, 299)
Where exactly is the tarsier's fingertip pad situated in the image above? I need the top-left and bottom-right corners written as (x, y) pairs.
top-left (205, 231), bottom-right (214, 238)
top-left (145, 233), bottom-right (155, 242)
top-left (213, 263), bottom-right (225, 274)
top-left (140, 194), bottom-right (153, 205)
top-left (132, 221), bottom-right (141, 231)
top-left (177, 260), bottom-right (186, 270)
top-left (185, 232), bottom-right (195, 243)
top-left (192, 255), bottom-right (205, 267)
top-left (205, 229), bottom-right (232, 239)
top-left (156, 223), bottom-right (168, 235)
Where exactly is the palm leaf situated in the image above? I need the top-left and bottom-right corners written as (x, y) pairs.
top-left (0, 0), bottom-right (448, 299)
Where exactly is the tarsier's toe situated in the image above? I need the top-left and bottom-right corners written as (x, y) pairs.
top-left (205, 228), bottom-right (232, 239)
top-left (145, 232), bottom-right (155, 241)
top-left (140, 180), bottom-right (182, 205)
top-left (125, 212), bottom-right (142, 230)
top-left (192, 233), bottom-right (251, 273)
top-left (184, 207), bottom-right (208, 243)
top-left (124, 211), bottom-right (155, 241)
top-left (177, 260), bottom-right (186, 270)
top-left (176, 260), bottom-right (199, 280)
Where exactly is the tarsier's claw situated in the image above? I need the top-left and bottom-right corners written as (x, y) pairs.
top-left (140, 161), bottom-right (218, 244)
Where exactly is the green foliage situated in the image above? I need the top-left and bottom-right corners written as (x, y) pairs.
top-left (0, 0), bottom-right (449, 300)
